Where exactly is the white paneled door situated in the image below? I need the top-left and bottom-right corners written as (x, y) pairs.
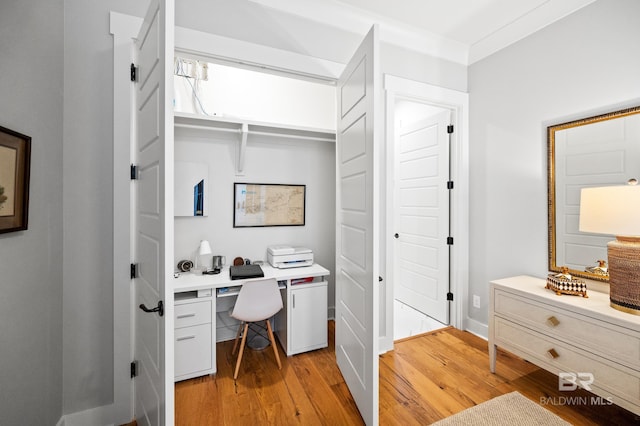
top-left (335, 25), bottom-right (380, 425)
top-left (394, 110), bottom-right (450, 324)
top-left (132, 0), bottom-right (174, 424)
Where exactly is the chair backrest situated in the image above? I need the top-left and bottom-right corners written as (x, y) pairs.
top-left (231, 278), bottom-right (283, 322)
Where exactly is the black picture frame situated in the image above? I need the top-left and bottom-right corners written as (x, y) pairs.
top-left (233, 182), bottom-right (305, 227)
top-left (0, 125), bottom-right (31, 234)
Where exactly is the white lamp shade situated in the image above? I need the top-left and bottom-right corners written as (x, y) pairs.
top-left (198, 240), bottom-right (212, 256)
top-left (579, 185), bottom-right (640, 237)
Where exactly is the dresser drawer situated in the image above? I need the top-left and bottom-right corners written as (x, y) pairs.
top-left (494, 289), bottom-right (640, 369)
top-left (175, 323), bottom-right (212, 378)
top-left (175, 300), bottom-right (211, 328)
top-left (495, 317), bottom-right (640, 405)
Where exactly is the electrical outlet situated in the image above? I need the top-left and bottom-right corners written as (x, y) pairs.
top-left (473, 295), bottom-right (481, 308)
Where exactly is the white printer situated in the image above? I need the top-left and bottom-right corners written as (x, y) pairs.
top-left (267, 245), bottom-right (314, 268)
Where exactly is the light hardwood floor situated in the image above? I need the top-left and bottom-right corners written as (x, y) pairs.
top-left (174, 322), bottom-right (638, 425)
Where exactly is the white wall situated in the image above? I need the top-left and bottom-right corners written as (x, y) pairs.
top-left (0, 0), bottom-right (63, 424)
top-left (468, 0), bottom-right (640, 331)
top-left (174, 129), bottom-right (336, 306)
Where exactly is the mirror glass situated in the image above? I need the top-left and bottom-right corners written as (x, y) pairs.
top-left (175, 161), bottom-right (209, 217)
top-left (548, 106), bottom-right (640, 281)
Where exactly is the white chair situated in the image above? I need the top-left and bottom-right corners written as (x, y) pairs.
top-left (230, 278), bottom-right (283, 379)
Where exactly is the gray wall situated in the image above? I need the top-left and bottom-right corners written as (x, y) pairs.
top-left (0, 0), bottom-right (64, 424)
top-left (468, 0), bottom-right (640, 327)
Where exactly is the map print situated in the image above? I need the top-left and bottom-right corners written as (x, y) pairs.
top-left (235, 184), bottom-right (305, 226)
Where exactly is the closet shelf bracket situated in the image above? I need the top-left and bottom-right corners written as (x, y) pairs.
top-left (236, 123), bottom-right (248, 175)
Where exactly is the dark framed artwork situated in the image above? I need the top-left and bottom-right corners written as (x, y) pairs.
top-left (0, 125), bottom-right (31, 233)
top-left (233, 182), bottom-right (305, 227)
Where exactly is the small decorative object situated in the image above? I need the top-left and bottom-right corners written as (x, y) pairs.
top-left (233, 256), bottom-right (244, 266)
top-left (546, 267), bottom-right (588, 297)
top-left (195, 240), bottom-right (212, 272)
top-left (0, 125), bottom-right (31, 233)
top-left (177, 260), bottom-right (193, 272)
top-left (585, 259), bottom-right (608, 277)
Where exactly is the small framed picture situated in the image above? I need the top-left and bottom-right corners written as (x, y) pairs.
top-left (0, 125), bottom-right (31, 234)
top-left (233, 182), bottom-right (305, 227)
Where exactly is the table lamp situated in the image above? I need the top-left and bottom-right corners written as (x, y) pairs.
top-left (195, 239), bottom-right (212, 272)
top-left (579, 180), bottom-right (640, 315)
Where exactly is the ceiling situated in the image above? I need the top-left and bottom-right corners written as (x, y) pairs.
top-left (249, 0), bottom-right (597, 64)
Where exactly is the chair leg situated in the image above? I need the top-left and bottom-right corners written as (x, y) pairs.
top-left (232, 322), bottom-right (244, 355)
top-left (234, 323), bottom-right (249, 380)
top-left (266, 319), bottom-right (282, 370)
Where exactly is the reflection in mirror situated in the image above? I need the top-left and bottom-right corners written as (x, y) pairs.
top-left (548, 106), bottom-right (640, 282)
top-left (175, 161), bottom-right (209, 217)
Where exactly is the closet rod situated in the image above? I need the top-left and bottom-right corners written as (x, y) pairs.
top-left (174, 123), bottom-right (239, 134)
top-left (249, 130), bottom-right (335, 143)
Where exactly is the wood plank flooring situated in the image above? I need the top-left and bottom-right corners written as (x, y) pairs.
top-left (175, 322), bottom-right (639, 425)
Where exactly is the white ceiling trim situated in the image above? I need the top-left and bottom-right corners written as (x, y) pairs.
top-left (249, 0), bottom-right (470, 65)
top-left (469, 0), bottom-right (597, 63)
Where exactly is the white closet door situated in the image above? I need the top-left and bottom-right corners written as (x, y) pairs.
top-left (394, 110), bottom-right (450, 324)
top-left (132, 0), bottom-right (174, 424)
top-left (335, 25), bottom-right (380, 425)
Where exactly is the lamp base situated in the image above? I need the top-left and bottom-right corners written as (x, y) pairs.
top-left (608, 237), bottom-right (640, 315)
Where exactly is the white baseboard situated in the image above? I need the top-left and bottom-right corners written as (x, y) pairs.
top-left (328, 306), bottom-right (335, 321)
top-left (58, 403), bottom-right (126, 426)
top-left (463, 317), bottom-right (488, 340)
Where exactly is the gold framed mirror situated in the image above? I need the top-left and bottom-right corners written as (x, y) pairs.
top-left (548, 105), bottom-right (640, 282)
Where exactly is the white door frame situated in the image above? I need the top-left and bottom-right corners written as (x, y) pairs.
top-left (380, 75), bottom-right (469, 353)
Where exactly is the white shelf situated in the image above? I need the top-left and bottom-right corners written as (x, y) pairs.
top-left (174, 112), bottom-right (335, 174)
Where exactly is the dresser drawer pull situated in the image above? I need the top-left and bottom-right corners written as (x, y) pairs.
top-left (546, 316), bottom-right (560, 327)
top-left (177, 313), bottom-right (196, 319)
top-left (547, 348), bottom-right (560, 359)
top-left (177, 335), bottom-right (196, 341)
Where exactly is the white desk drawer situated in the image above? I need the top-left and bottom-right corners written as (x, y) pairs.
top-left (175, 323), bottom-right (212, 378)
top-left (175, 300), bottom-right (211, 328)
top-left (495, 318), bottom-right (640, 404)
top-left (494, 289), bottom-right (640, 369)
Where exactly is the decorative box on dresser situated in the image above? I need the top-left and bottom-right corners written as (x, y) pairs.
top-left (489, 276), bottom-right (640, 416)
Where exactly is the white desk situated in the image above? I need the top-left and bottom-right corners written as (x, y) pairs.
top-left (173, 263), bottom-right (330, 381)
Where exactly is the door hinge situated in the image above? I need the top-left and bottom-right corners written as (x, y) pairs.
top-left (447, 124), bottom-right (454, 134)
top-left (446, 292), bottom-right (454, 301)
top-left (130, 63), bottom-right (138, 82)
top-left (130, 164), bottom-right (139, 180)
top-left (447, 236), bottom-right (454, 245)
top-left (447, 181), bottom-right (454, 189)
top-left (131, 263), bottom-right (138, 279)
top-left (131, 360), bottom-right (138, 378)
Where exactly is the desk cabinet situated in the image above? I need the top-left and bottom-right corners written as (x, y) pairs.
top-left (489, 276), bottom-right (640, 416)
top-left (277, 280), bottom-right (328, 356)
top-left (174, 291), bottom-right (216, 381)
top-left (173, 264), bottom-right (330, 381)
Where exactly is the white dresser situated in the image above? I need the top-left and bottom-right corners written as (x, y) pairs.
top-left (489, 276), bottom-right (640, 416)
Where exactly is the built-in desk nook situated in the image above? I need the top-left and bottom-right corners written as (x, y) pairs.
top-left (173, 263), bottom-right (329, 381)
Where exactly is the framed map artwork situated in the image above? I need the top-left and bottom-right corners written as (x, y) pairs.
top-left (233, 183), bottom-right (305, 227)
top-left (0, 125), bottom-right (31, 234)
